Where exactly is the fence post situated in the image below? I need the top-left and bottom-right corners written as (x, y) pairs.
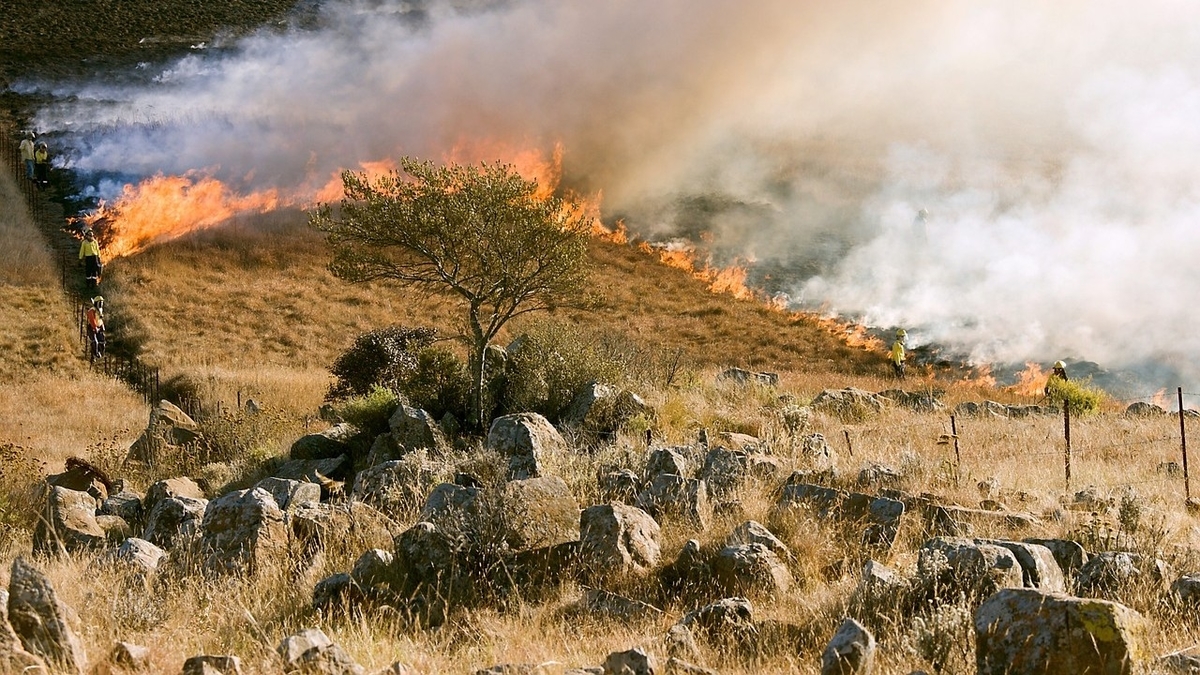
top-left (1180, 387), bottom-right (1190, 501)
top-left (1063, 402), bottom-right (1072, 494)
top-left (950, 414), bottom-right (961, 468)
top-left (843, 429), bottom-right (853, 457)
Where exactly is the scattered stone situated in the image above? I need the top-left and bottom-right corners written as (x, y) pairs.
top-left (919, 500), bottom-right (1041, 535)
top-left (181, 655), bottom-right (243, 675)
top-left (1077, 551), bottom-right (1172, 595)
top-left (853, 559), bottom-right (908, 609)
top-left (699, 446), bottom-right (750, 498)
top-left (291, 423), bottom-right (358, 460)
top-left (562, 382), bottom-right (655, 437)
top-left (1125, 401), bottom-right (1168, 417)
top-left (725, 520), bottom-right (792, 561)
top-left (126, 401), bottom-right (201, 464)
top-left (974, 588), bottom-right (1144, 675)
top-left (419, 483), bottom-right (482, 544)
top-left (101, 490), bottom-right (145, 528)
top-left (799, 434), bottom-right (837, 473)
top-left (857, 462), bottom-right (902, 489)
top-left (598, 469), bottom-right (641, 505)
top-left (718, 368), bottom-right (778, 387)
top-left (1022, 538), bottom-right (1088, 575)
top-left (351, 458), bottom-right (436, 518)
top-left (976, 539), bottom-right (1067, 592)
top-left (774, 483), bottom-right (904, 551)
top-left (810, 388), bottom-right (884, 419)
top-left (7, 556), bottom-right (86, 675)
top-left (390, 404), bottom-right (448, 454)
top-left (635, 474), bottom-right (711, 531)
top-left (109, 537), bottom-right (167, 579)
top-left (602, 648), bottom-right (655, 675)
top-left (199, 487), bottom-right (288, 576)
top-left (584, 588), bottom-right (663, 622)
top-left (664, 624), bottom-right (702, 663)
top-left (487, 413), bottom-right (568, 480)
top-left (500, 476), bottom-right (581, 551)
top-left (277, 628), bottom-right (364, 675)
top-left (142, 495), bottom-right (208, 550)
top-left (645, 448), bottom-right (693, 482)
top-left (711, 544), bottom-right (793, 597)
top-left (917, 538), bottom-right (1024, 601)
top-left (273, 456), bottom-right (352, 499)
top-left (253, 476), bottom-right (321, 511)
top-left (679, 597), bottom-right (757, 653)
top-left (312, 574), bottom-right (365, 614)
top-left (877, 389), bottom-right (944, 413)
top-left (33, 485), bottom-right (106, 555)
top-left (143, 477), bottom-right (206, 517)
top-left (290, 502), bottom-right (401, 565)
top-left (111, 641), bottom-right (151, 671)
top-left (0, 589), bottom-right (48, 674)
top-left (579, 504), bottom-right (661, 580)
top-left (350, 549), bottom-right (394, 589)
top-left (1158, 652), bottom-right (1200, 674)
top-left (46, 458), bottom-right (111, 503)
top-left (664, 658), bottom-right (716, 675)
top-left (820, 617), bottom-right (876, 675)
top-left (383, 522), bottom-right (462, 626)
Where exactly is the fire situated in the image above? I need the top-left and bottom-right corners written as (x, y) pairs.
top-left (812, 315), bottom-right (884, 350)
top-left (1152, 388), bottom-right (1169, 409)
top-left (1007, 362), bottom-right (1047, 397)
top-left (636, 240), bottom-right (757, 301)
top-left (961, 364), bottom-right (998, 389)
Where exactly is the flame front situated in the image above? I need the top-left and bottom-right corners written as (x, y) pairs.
top-left (1008, 362), bottom-right (1047, 397)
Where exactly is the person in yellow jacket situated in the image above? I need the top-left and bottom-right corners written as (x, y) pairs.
top-left (890, 329), bottom-right (907, 378)
top-left (1044, 360), bottom-right (1068, 397)
top-left (33, 141), bottom-right (49, 190)
top-left (79, 228), bottom-right (102, 289)
top-left (18, 132), bottom-right (35, 180)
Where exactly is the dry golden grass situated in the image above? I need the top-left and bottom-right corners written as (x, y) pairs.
top-left (0, 164), bottom-right (54, 286)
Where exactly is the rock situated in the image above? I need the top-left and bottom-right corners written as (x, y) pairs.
top-left (181, 655), bottom-right (243, 675)
top-left (579, 504), bottom-right (661, 580)
top-left (384, 522), bottom-right (462, 626)
top-left (351, 458), bottom-right (436, 518)
top-left (974, 588), bottom-right (1145, 675)
top-left (142, 495), bottom-right (208, 550)
top-left (390, 404), bottom-right (448, 454)
top-left (499, 476), bottom-right (580, 551)
top-left (645, 448), bottom-right (692, 482)
top-left (312, 574), bottom-right (365, 613)
top-left (664, 624), bottom-right (702, 663)
top-left (679, 597), bottom-right (757, 653)
top-left (7, 556), bottom-right (86, 675)
top-left (699, 446), bottom-right (750, 498)
top-left (975, 539), bottom-right (1067, 592)
top-left (1158, 652), bottom-right (1200, 674)
top-left (419, 483), bottom-right (482, 544)
top-left (602, 648), bottom-right (655, 675)
top-left (46, 459), bottom-right (111, 503)
top-left (811, 388), bottom-right (883, 419)
top-left (126, 400), bottom-right (201, 464)
top-left (799, 434), bottom-right (837, 472)
top-left (725, 520), bottom-right (792, 561)
top-left (0, 589), bottom-right (48, 674)
top-left (290, 502), bottom-right (401, 566)
top-left (919, 500), bottom-right (1041, 535)
top-left (635, 474), bottom-right (711, 531)
top-left (718, 368), bottom-right (778, 387)
top-left (663, 658), bottom-right (715, 675)
top-left (659, 540), bottom-right (709, 597)
top-left (109, 537), bottom-right (167, 578)
top-left (199, 487), bottom-right (288, 575)
top-left (584, 589), bottom-right (663, 622)
top-left (773, 483), bottom-right (904, 551)
top-left (273, 456), bottom-right (353, 499)
top-left (1023, 538), bottom-right (1088, 575)
top-left (278, 628), bottom-right (364, 675)
top-left (562, 383), bottom-right (655, 437)
top-left (857, 462), bottom-right (901, 489)
top-left (111, 641), bottom-right (151, 671)
top-left (820, 617), bottom-right (876, 675)
top-left (101, 490), bottom-right (145, 528)
top-left (854, 559), bottom-right (909, 608)
top-left (364, 433), bottom-right (402, 468)
top-left (33, 485), bottom-right (106, 555)
top-left (1125, 401), bottom-right (1168, 417)
top-left (877, 389), bottom-right (944, 413)
top-left (1172, 575), bottom-right (1200, 605)
top-left (598, 469), bottom-right (640, 505)
top-left (487, 413), bottom-right (568, 480)
top-left (1077, 551), bottom-right (1171, 595)
top-left (291, 423), bottom-right (358, 460)
top-left (350, 549), bottom-right (394, 589)
top-left (711, 544), bottom-right (793, 597)
top-left (253, 477), bottom-right (321, 511)
top-left (917, 538), bottom-right (1024, 601)
top-left (143, 477), bottom-right (206, 517)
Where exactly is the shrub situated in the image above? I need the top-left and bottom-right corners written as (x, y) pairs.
top-left (501, 321), bottom-right (623, 421)
top-left (1046, 377), bottom-right (1106, 415)
top-left (327, 325), bottom-right (437, 400)
top-left (334, 385), bottom-right (401, 436)
top-left (405, 347), bottom-right (471, 420)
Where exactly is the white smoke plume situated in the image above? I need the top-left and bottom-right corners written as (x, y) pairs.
top-left (23, 0), bottom-right (1200, 392)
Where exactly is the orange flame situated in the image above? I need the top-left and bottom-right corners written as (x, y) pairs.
top-left (637, 240), bottom-right (757, 301)
top-left (960, 364), bottom-right (998, 389)
top-left (812, 315), bottom-right (885, 350)
top-left (1152, 388), bottom-right (1169, 409)
top-left (1007, 362), bottom-right (1047, 397)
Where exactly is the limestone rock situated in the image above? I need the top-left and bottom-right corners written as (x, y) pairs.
top-left (579, 504), bottom-right (661, 580)
top-left (917, 538), bottom-right (1024, 601)
top-left (679, 597), bottom-right (757, 653)
top-left (487, 413), bottom-right (567, 480)
top-left (101, 490), bottom-right (145, 528)
top-left (635, 474), bottom-right (711, 531)
top-left (699, 446), bottom-right (750, 499)
top-left (976, 539), bottom-right (1067, 592)
top-left (33, 485), bottom-right (106, 555)
top-left (351, 549), bottom-right (394, 589)
top-left (0, 588), bottom-right (48, 674)
top-left (725, 520), bottom-right (792, 562)
top-left (598, 469), bottom-right (640, 505)
top-left (499, 476), bottom-right (580, 551)
top-left (290, 423), bottom-right (357, 460)
top-left (351, 458), bottom-right (436, 519)
top-left (109, 537), bottom-right (167, 578)
top-left (199, 487), bottom-right (288, 575)
top-left (143, 477), bottom-right (206, 517)
top-left (974, 588), bottom-right (1144, 675)
top-left (253, 477), bottom-right (321, 511)
top-left (584, 588), bottom-right (663, 622)
top-left (1077, 551), bottom-right (1171, 595)
top-left (277, 628), bottom-right (364, 675)
top-left (711, 543), bottom-right (793, 597)
top-left (290, 502), bottom-right (400, 565)
top-left (820, 617), bottom-right (876, 675)
top-left (126, 400), bottom-right (200, 464)
top-left (7, 556), bottom-right (86, 675)
top-left (46, 459), bottom-right (111, 503)
top-left (390, 404), bottom-right (448, 454)
top-left (418, 483), bottom-right (482, 544)
top-left (1023, 538), bottom-right (1088, 575)
top-left (645, 448), bottom-right (692, 482)
top-left (181, 655), bottom-right (242, 675)
top-left (718, 368), bottom-right (778, 387)
top-left (774, 483), bottom-right (904, 551)
top-left (111, 641), bottom-right (151, 671)
top-left (142, 495), bottom-right (207, 550)
top-left (811, 388), bottom-right (883, 419)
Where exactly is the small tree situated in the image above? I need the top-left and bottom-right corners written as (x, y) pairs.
top-left (311, 158), bottom-right (593, 429)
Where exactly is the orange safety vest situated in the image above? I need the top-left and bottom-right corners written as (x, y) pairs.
top-left (86, 307), bottom-right (104, 331)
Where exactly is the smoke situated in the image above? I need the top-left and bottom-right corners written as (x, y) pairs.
top-left (22, 0), bottom-right (1200, 391)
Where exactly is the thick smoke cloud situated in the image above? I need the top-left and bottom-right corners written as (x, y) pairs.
top-left (24, 0), bottom-right (1200, 391)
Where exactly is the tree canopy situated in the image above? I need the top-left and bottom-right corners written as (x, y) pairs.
top-left (310, 157), bottom-right (594, 428)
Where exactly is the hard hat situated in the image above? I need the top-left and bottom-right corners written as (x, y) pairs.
top-left (896, 329), bottom-right (907, 338)
top-left (92, 296), bottom-right (104, 305)
top-left (1054, 360), bottom-right (1065, 369)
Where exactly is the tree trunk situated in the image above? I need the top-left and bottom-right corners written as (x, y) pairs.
top-left (472, 340), bottom-right (487, 432)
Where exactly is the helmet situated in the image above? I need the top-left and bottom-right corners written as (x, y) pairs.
top-left (1053, 360), bottom-right (1065, 369)
top-left (896, 329), bottom-right (907, 338)
top-left (92, 296), bottom-right (104, 305)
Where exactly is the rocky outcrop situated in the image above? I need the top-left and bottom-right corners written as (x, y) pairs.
top-left (33, 486), bottom-right (106, 555)
top-left (126, 400), bottom-right (201, 464)
top-left (579, 504), bottom-right (661, 581)
top-left (487, 413), bottom-right (568, 480)
top-left (277, 628), bottom-right (364, 675)
top-left (498, 476), bottom-right (580, 551)
top-left (7, 556), bottom-right (86, 675)
top-left (199, 487), bottom-right (289, 575)
top-left (711, 543), bottom-right (792, 597)
top-left (635, 474), bottom-right (711, 531)
top-left (773, 482), bottom-right (904, 551)
top-left (142, 495), bottom-right (208, 550)
top-left (390, 404), bottom-right (449, 455)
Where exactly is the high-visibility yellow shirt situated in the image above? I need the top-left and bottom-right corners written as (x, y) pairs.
top-left (79, 240), bottom-right (100, 259)
top-left (890, 340), bottom-right (906, 365)
top-left (34, 148), bottom-right (48, 163)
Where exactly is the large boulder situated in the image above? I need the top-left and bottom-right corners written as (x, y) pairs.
top-left (7, 556), bottom-right (86, 675)
top-left (253, 477), bottom-right (321, 512)
top-left (487, 413), bottom-right (568, 480)
top-left (390, 404), bottom-right (449, 455)
top-left (141, 495), bottom-right (208, 550)
top-left (820, 617), bottom-right (876, 675)
top-left (0, 589), bottom-right (48, 675)
top-left (635, 474), bottom-right (712, 531)
top-left (350, 458), bottom-right (436, 519)
top-left (290, 502), bottom-right (401, 566)
top-left (711, 544), bottom-right (793, 598)
top-left (382, 522), bottom-right (463, 626)
top-left (290, 423), bottom-right (358, 460)
top-left (561, 382), bottom-right (655, 438)
top-left (975, 539), bottom-right (1066, 593)
top-left (33, 486), bottom-right (106, 555)
top-left (699, 446), bottom-right (750, 499)
top-left (498, 477), bottom-right (580, 551)
top-left (100, 490), bottom-right (144, 528)
top-left (725, 521), bottom-right (792, 562)
top-left (645, 447), bottom-right (693, 482)
top-left (579, 504), bottom-right (661, 581)
top-left (419, 483), bottom-right (483, 544)
top-left (126, 400), bottom-right (200, 464)
top-left (142, 477), bottom-right (206, 517)
top-left (917, 538), bottom-right (1024, 602)
top-left (974, 588), bottom-right (1145, 675)
top-left (199, 487), bottom-right (289, 575)
top-left (773, 483), bottom-right (904, 552)
top-left (810, 388), bottom-right (883, 419)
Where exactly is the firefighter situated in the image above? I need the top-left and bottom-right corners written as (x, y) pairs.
top-left (890, 329), bottom-right (907, 378)
top-left (79, 228), bottom-right (102, 289)
top-left (33, 141), bottom-right (49, 190)
top-left (1044, 360), bottom-right (1068, 397)
top-left (18, 132), bottom-right (35, 180)
top-left (86, 296), bottom-right (105, 359)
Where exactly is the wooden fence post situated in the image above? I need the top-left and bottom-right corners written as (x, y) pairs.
top-left (1180, 387), bottom-right (1190, 501)
top-left (1063, 402), bottom-right (1072, 494)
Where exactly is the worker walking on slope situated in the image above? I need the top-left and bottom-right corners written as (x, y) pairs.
top-left (18, 132), bottom-right (35, 181)
top-left (85, 296), bottom-right (105, 360)
top-left (1044, 360), bottom-right (1068, 397)
top-left (33, 141), bottom-right (49, 190)
top-left (890, 329), bottom-right (907, 379)
top-left (79, 228), bottom-right (102, 290)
